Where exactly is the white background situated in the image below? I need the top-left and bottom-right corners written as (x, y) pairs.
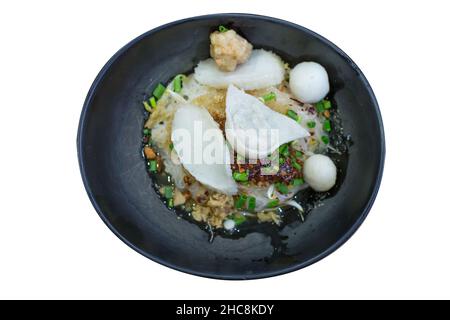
top-left (1, 0), bottom-right (449, 300)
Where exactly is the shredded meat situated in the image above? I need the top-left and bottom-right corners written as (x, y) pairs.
top-left (210, 30), bottom-right (252, 72)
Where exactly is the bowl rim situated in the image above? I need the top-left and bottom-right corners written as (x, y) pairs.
top-left (77, 13), bottom-right (385, 280)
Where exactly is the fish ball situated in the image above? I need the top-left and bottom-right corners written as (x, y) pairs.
top-left (303, 154), bottom-right (337, 192)
top-left (289, 62), bottom-right (329, 103)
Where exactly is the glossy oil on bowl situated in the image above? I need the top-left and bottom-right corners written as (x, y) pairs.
top-left (77, 14), bottom-right (385, 280)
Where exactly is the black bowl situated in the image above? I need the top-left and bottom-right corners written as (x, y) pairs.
top-left (77, 14), bottom-right (384, 279)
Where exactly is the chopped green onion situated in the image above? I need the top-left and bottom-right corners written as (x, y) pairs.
top-left (323, 120), bottom-right (332, 132)
top-left (148, 160), bottom-right (157, 172)
top-left (307, 121), bottom-right (316, 128)
top-left (164, 186), bottom-right (173, 199)
top-left (149, 96), bottom-right (157, 108)
top-left (218, 25), bottom-right (228, 33)
top-left (168, 198), bottom-right (174, 208)
top-left (315, 101), bottom-right (325, 113)
top-left (295, 151), bottom-right (303, 158)
top-left (267, 199), bottom-right (280, 208)
top-left (321, 135), bottom-right (330, 144)
top-left (152, 83), bottom-right (166, 100)
top-left (262, 92), bottom-right (276, 102)
top-left (275, 182), bottom-right (289, 195)
top-left (235, 195), bottom-right (247, 209)
top-left (248, 196), bottom-right (256, 211)
top-left (323, 100), bottom-right (332, 109)
top-left (173, 75), bottom-right (183, 93)
top-left (279, 144), bottom-right (289, 157)
top-left (292, 161), bottom-right (302, 171)
top-left (232, 214), bottom-right (246, 225)
top-left (293, 178), bottom-right (304, 186)
top-left (143, 128), bottom-right (150, 136)
top-left (169, 142), bottom-right (174, 150)
top-left (233, 171), bottom-right (249, 182)
top-left (287, 110), bottom-right (299, 122)
top-left (143, 101), bottom-right (152, 112)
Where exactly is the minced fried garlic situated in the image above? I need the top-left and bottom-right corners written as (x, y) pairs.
top-left (191, 90), bottom-right (227, 129)
top-left (192, 204), bottom-right (211, 222)
top-left (257, 211), bottom-right (281, 225)
top-left (191, 192), bottom-right (234, 227)
top-left (207, 192), bottom-right (234, 208)
top-left (173, 188), bottom-right (187, 206)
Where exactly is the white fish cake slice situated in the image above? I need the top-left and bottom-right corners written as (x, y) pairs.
top-left (225, 85), bottom-right (310, 160)
top-left (194, 49), bottom-right (285, 90)
top-left (171, 104), bottom-right (238, 195)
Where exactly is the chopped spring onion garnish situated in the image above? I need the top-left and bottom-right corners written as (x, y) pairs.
top-left (235, 195), bottom-right (248, 209)
top-left (323, 120), bottom-right (331, 132)
top-left (164, 186), bottom-right (173, 199)
top-left (279, 144), bottom-right (289, 157)
top-left (248, 196), bottom-right (256, 211)
top-left (173, 75), bottom-right (183, 93)
top-left (169, 142), bottom-right (174, 150)
top-left (275, 182), bottom-right (289, 195)
top-left (232, 214), bottom-right (246, 225)
top-left (321, 135), bottom-right (330, 144)
top-left (149, 96), bottom-right (157, 108)
top-left (293, 178), bottom-right (304, 186)
top-left (323, 100), bottom-right (332, 109)
top-left (315, 101), bottom-right (325, 113)
top-left (233, 171), bottom-right (249, 182)
top-left (153, 83), bottom-right (166, 100)
top-left (168, 198), bottom-right (174, 208)
top-left (292, 161), bottom-right (302, 171)
top-left (148, 160), bottom-right (157, 172)
top-left (143, 101), bottom-right (152, 112)
top-left (267, 199), bottom-right (280, 208)
top-left (287, 110), bottom-right (299, 122)
top-left (143, 128), bottom-right (150, 136)
top-left (262, 92), bottom-right (276, 102)
top-left (218, 25), bottom-right (228, 33)
top-left (307, 121), bottom-right (316, 128)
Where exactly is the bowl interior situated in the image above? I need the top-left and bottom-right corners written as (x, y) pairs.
top-left (78, 14), bottom-right (384, 279)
